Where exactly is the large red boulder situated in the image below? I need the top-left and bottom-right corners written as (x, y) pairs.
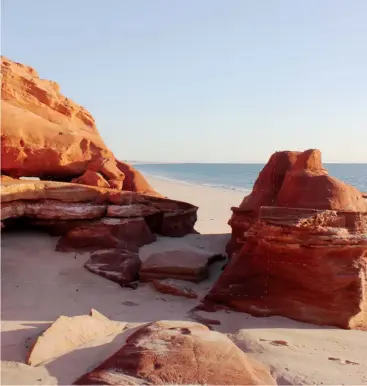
top-left (74, 320), bottom-right (276, 385)
top-left (205, 207), bottom-right (367, 330)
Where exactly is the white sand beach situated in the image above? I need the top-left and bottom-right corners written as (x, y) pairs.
top-left (1, 177), bottom-right (367, 385)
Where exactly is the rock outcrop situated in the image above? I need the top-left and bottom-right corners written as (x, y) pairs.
top-left (206, 207), bottom-right (367, 329)
top-left (27, 310), bottom-right (125, 366)
top-left (1, 179), bottom-right (199, 286)
top-left (1, 56), bottom-right (157, 195)
top-left (74, 320), bottom-right (276, 385)
top-left (206, 149), bottom-right (367, 330)
top-left (1, 180), bottom-right (198, 239)
top-left (226, 149), bottom-right (367, 257)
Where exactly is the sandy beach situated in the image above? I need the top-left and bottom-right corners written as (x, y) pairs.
top-left (1, 176), bottom-right (367, 385)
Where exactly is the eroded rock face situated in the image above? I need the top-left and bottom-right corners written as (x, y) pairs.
top-left (1, 200), bottom-right (107, 221)
top-left (1, 56), bottom-right (112, 178)
top-left (74, 320), bottom-right (276, 385)
top-left (1, 56), bottom-right (158, 196)
top-left (140, 250), bottom-right (224, 283)
top-left (1, 180), bottom-right (198, 238)
top-left (277, 149), bottom-right (366, 211)
top-left (85, 249), bottom-right (141, 288)
top-left (206, 207), bottom-right (367, 330)
top-left (71, 170), bottom-right (111, 189)
top-left (56, 218), bottom-right (156, 252)
top-left (211, 149), bottom-right (367, 329)
top-left (227, 149), bottom-right (367, 257)
top-left (27, 309), bottom-right (125, 366)
top-left (226, 150), bottom-right (300, 256)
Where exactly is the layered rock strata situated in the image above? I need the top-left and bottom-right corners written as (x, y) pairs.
top-left (226, 149), bottom-right (367, 257)
top-left (207, 149), bottom-right (367, 329)
top-left (140, 250), bottom-right (224, 283)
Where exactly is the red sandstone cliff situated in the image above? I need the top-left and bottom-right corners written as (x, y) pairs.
top-left (1, 56), bottom-right (157, 195)
top-left (206, 149), bottom-right (367, 330)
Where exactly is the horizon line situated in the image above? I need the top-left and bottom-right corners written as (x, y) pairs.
top-left (126, 160), bottom-right (367, 164)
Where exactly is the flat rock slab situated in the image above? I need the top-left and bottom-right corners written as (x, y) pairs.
top-left (74, 320), bottom-right (275, 385)
top-left (140, 249), bottom-right (224, 283)
top-left (107, 204), bottom-right (160, 218)
top-left (56, 217), bottom-right (156, 253)
top-left (85, 249), bottom-right (141, 288)
top-left (152, 279), bottom-right (198, 299)
top-left (1, 200), bottom-right (107, 221)
top-left (27, 309), bottom-right (125, 366)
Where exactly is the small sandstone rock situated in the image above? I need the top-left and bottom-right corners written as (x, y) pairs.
top-left (152, 278), bottom-right (198, 298)
top-left (140, 249), bottom-right (224, 283)
top-left (27, 309), bottom-right (125, 366)
top-left (85, 249), bottom-right (141, 287)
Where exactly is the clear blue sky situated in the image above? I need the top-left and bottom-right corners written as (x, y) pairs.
top-left (2, 0), bottom-right (366, 163)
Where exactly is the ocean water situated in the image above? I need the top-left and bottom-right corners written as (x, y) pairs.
top-left (134, 163), bottom-right (367, 193)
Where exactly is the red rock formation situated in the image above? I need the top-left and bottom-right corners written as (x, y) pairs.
top-left (205, 207), bottom-right (367, 329)
top-left (277, 149), bottom-right (367, 211)
top-left (1, 179), bottom-right (198, 238)
top-left (227, 149), bottom-right (367, 256)
top-left (226, 150), bottom-right (300, 256)
top-left (74, 320), bottom-right (276, 385)
top-left (1, 56), bottom-right (158, 196)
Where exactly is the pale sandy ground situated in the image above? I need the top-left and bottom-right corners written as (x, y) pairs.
top-left (1, 176), bottom-right (367, 385)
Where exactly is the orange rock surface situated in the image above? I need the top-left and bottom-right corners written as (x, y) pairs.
top-left (1, 56), bottom-right (112, 178)
top-left (1, 56), bottom-right (158, 196)
top-left (71, 170), bottom-right (111, 189)
top-left (27, 309), bottom-right (125, 366)
top-left (74, 320), bottom-right (276, 385)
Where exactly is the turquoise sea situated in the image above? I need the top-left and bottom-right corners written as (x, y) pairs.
top-left (134, 163), bottom-right (367, 193)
